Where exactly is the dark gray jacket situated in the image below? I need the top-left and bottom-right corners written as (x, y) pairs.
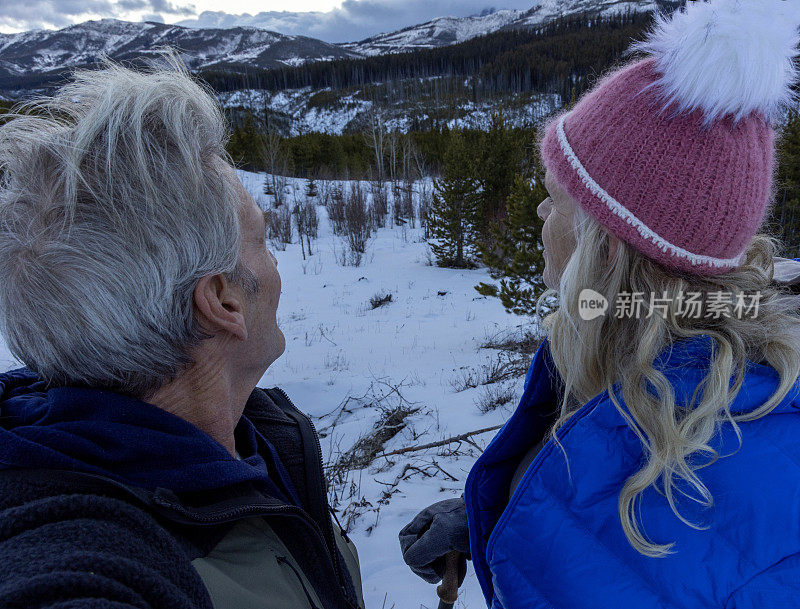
top-left (0, 385), bottom-right (363, 609)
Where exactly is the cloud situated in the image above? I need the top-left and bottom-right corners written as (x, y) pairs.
top-left (0, 0), bottom-right (535, 40)
top-left (150, 0), bottom-right (195, 17)
top-left (0, 0), bottom-right (108, 31)
top-left (177, 0), bottom-right (536, 43)
top-left (0, 0), bottom-right (195, 32)
top-left (116, 0), bottom-right (194, 14)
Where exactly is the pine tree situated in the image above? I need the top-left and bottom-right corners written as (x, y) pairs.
top-left (473, 112), bottom-right (526, 243)
top-left (476, 166), bottom-right (548, 316)
top-left (774, 110), bottom-right (800, 257)
top-left (428, 130), bottom-right (480, 268)
top-left (226, 113), bottom-right (262, 169)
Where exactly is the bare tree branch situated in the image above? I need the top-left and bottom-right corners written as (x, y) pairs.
top-left (378, 425), bottom-right (503, 458)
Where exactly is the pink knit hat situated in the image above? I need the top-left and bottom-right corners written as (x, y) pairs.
top-left (541, 0), bottom-right (800, 276)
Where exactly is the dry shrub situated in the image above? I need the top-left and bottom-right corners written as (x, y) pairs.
top-left (296, 200), bottom-right (319, 240)
top-left (418, 182), bottom-right (432, 239)
top-left (480, 328), bottom-right (542, 355)
top-left (369, 291), bottom-right (393, 309)
top-left (328, 404), bottom-right (419, 482)
top-left (336, 183), bottom-right (373, 266)
top-left (370, 180), bottom-right (388, 228)
top-left (449, 353), bottom-right (527, 393)
top-left (475, 383), bottom-right (517, 414)
top-left (394, 181), bottom-right (416, 228)
top-left (265, 207), bottom-right (292, 250)
top-left (327, 185), bottom-right (347, 235)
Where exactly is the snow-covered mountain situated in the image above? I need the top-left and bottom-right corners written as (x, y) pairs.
top-left (0, 2), bottom-right (675, 99)
top-left (0, 18), bottom-right (358, 80)
top-left (343, 9), bottom-right (525, 56)
top-left (344, 0), bottom-right (663, 56)
top-left (513, 0), bottom-right (660, 28)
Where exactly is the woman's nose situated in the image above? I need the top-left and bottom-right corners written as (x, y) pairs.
top-left (537, 198), bottom-right (550, 221)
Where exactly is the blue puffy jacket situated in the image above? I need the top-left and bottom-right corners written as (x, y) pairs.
top-left (465, 334), bottom-right (800, 608)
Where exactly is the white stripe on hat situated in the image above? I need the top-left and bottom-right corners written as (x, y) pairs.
top-left (556, 115), bottom-right (743, 269)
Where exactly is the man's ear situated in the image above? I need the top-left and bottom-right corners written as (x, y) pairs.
top-left (193, 274), bottom-right (248, 341)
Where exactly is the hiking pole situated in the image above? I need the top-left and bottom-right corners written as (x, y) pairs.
top-left (436, 551), bottom-right (461, 609)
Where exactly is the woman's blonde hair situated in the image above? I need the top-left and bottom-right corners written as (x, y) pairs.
top-left (536, 205), bottom-right (800, 557)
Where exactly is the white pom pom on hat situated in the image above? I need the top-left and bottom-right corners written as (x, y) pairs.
top-left (632, 0), bottom-right (800, 125)
top-left (540, 0), bottom-right (800, 277)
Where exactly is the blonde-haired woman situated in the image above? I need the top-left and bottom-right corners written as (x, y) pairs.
top-left (401, 0), bottom-right (800, 606)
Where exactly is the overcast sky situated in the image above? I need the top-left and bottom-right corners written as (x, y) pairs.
top-left (0, 0), bottom-right (537, 42)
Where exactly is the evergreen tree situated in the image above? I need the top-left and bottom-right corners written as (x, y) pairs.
top-left (476, 165), bottom-right (548, 316)
top-left (226, 113), bottom-right (261, 169)
top-left (200, 10), bottom-right (663, 100)
top-left (774, 110), bottom-right (800, 257)
top-left (474, 112), bottom-right (527, 244)
top-left (428, 130), bottom-right (480, 268)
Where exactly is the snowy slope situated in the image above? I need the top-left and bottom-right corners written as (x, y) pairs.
top-left (0, 172), bottom-right (541, 608)
top-left (514, 0), bottom-right (660, 28)
top-left (217, 87), bottom-right (561, 136)
top-left (0, 18), bottom-right (359, 78)
top-left (344, 9), bottom-right (524, 56)
top-left (343, 0), bottom-right (663, 56)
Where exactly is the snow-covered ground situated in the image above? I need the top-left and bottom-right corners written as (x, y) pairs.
top-left (0, 171), bottom-right (541, 609)
top-left (218, 87), bottom-right (560, 136)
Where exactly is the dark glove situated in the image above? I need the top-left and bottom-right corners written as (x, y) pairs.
top-left (398, 496), bottom-right (470, 585)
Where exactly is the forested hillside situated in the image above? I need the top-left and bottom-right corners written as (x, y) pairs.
top-left (221, 11), bottom-right (660, 174)
top-left (218, 5), bottom-right (800, 271)
top-left (204, 11), bottom-right (657, 103)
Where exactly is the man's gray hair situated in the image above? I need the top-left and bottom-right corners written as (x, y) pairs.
top-left (0, 54), bottom-right (258, 398)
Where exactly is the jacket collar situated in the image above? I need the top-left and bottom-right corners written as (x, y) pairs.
top-left (531, 333), bottom-right (800, 417)
top-left (0, 368), bottom-right (299, 503)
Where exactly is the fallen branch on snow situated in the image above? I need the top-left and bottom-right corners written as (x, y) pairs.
top-left (377, 425), bottom-right (503, 458)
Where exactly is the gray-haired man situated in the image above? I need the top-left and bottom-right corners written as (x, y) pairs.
top-left (0, 55), bottom-right (363, 609)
